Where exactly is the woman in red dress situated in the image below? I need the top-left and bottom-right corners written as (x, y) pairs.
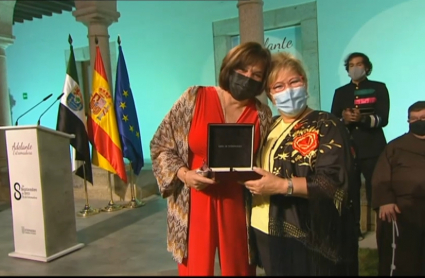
top-left (150, 42), bottom-right (272, 276)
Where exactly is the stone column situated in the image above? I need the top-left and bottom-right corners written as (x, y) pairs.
top-left (0, 36), bottom-right (14, 169)
top-left (237, 0), bottom-right (267, 104)
top-left (238, 0), bottom-right (264, 44)
top-left (0, 1), bottom-right (16, 202)
top-left (72, 1), bottom-right (120, 86)
top-left (0, 38), bottom-right (14, 128)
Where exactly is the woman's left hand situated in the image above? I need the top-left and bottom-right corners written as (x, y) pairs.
top-left (244, 167), bottom-right (286, 196)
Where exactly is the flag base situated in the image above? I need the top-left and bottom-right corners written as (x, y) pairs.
top-left (77, 205), bottom-right (100, 218)
top-left (124, 197), bottom-right (145, 209)
top-left (101, 201), bottom-right (123, 212)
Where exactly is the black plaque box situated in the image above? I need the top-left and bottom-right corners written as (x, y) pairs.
top-left (207, 123), bottom-right (254, 172)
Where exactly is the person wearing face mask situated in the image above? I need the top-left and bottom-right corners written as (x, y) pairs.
top-left (150, 42), bottom-right (273, 276)
top-left (371, 101), bottom-right (425, 276)
top-left (243, 52), bottom-right (358, 276)
top-left (331, 52), bottom-right (390, 239)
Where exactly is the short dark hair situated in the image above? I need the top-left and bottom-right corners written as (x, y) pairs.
top-left (219, 42), bottom-right (271, 95)
top-left (408, 101), bottom-right (425, 118)
top-left (344, 52), bottom-right (373, 76)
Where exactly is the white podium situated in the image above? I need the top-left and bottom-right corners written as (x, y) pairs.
top-left (0, 125), bottom-right (84, 262)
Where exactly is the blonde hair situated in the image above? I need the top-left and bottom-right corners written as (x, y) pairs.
top-left (266, 52), bottom-right (308, 98)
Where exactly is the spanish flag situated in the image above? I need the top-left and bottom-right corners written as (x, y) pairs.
top-left (88, 46), bottom-right (127, 183)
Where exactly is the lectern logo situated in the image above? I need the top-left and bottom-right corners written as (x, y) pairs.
top-left (13, 182), bottom-right (37, 200)
top-left (21, 226), bottom-right (36, 235)
top-left (11, 142), bottom-right (33, 156)
top-left (13, 182), bottom-right (21, 200)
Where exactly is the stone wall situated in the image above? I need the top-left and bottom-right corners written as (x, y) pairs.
top-left (72, 164), bottom-right (159, 203)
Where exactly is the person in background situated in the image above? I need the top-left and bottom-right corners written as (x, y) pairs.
top-left (150, 42), bottom-right (273, 276)
top-left (372, 101), bottom-right (425, 276)
top-left (244, 52), bottom-right (358, 276)
top-left (331, 52), bottom-right (390, 239)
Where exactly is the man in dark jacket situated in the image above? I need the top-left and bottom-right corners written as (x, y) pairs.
top-left (331, 52), bottom-right (390, 237)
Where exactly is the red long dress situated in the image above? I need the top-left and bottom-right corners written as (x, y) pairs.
top-left (178, 87), bottom-right (260, 276)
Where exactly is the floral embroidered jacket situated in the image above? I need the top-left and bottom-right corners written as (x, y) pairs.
top-left (150, 86), bottom-right (273, 264)
top-left (262, 110), bottom-right (357, 274)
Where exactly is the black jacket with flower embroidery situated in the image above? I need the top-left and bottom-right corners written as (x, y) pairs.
top-left (262, 110), bottom-right (357, 274)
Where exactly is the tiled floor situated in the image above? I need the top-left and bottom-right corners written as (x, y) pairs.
top-left (0, 195), bottom-right (377, 276)
top-left (359, 230), bottom-right (377, 249)
top-left (0, 196), bottom-right (169, 275)
top-left (0, 196), bottom-right (266, 276)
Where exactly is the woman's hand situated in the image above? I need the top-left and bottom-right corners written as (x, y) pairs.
top-left (183, 169), bottom-right (216, 191)
top-left (244, 167), bottom-right (286, 196)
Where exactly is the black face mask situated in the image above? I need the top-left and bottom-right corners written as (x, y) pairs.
top-left (228, 71), bottom-right (263, 101)
top-left (409, 120), bottom-right (425, 136)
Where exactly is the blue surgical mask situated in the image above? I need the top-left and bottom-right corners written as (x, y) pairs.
top-left (273, 86), bottom-right (308, 116)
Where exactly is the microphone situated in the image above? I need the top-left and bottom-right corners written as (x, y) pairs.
top-left (37, 93), bottom-right (64, 126)
top-left (15, 93), bottom-right (53, 126)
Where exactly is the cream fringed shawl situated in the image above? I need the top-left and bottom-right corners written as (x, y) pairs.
top-left (150, 86), bottom-right (272, 264)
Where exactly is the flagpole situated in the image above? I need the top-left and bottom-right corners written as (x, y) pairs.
top-left (132, 163), bottom-right (145, 207)
top-left (101, 171), bottom-right (123, 212)
top-left (133, 179), bottom-right (145, 207)
top-left (77, 162), bottom-right (100, 217)
top-left (124, 164), bottom-right (145, 208)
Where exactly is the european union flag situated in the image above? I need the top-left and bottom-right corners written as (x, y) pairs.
top-left (114, 42), bottom-right (144, 175)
